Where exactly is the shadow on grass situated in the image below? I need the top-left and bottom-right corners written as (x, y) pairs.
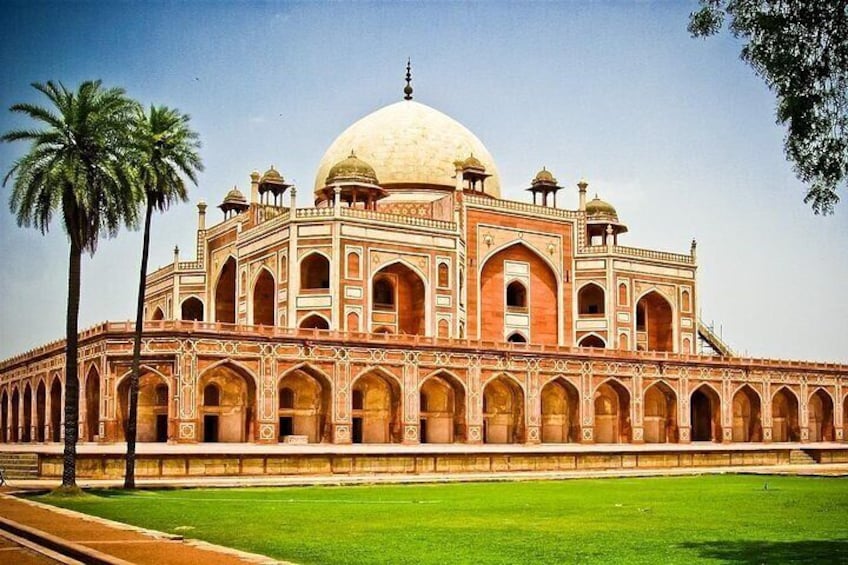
top-left (680, 540), bottom-right (848, 564)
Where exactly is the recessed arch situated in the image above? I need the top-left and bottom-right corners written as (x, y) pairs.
top-left (277, 364), bottom-right (332, 443)
top-left (197, 362), bottom-right (257, 443)
top-left (506, 280), bottom-right (527, 309)
top-left (643, 380), bottom-right (678, 443)
top-left (578, 282), bottom-right (605, 315)
top-left (117, 370), bottom-right (169, 443)
top-left (507, 331), bottom-right (527, 343)
top-left (22, 382), bottom-right (32, 442)
top-left (300, 252), bottom-right (331, 291)
top-left (180, 296), bottom-right (204, 321)
top-left (635, 289), bottom-right (674, 352)
top-left (594, 379), bottom-right (631, 443)
top-left (84, 365), bottom-right (100, 442)
top-left (483, 374), bottom-right (525, 444)
top-left (49, 376), bottom-right (61, 442)
top-left (808, 387), bottom-right (834, 442)
top-left (690, 383), bottom-right (721, 442)
top-left (480, 242), bottom-right (559, 345)
top-left (299, 313), bottom-right (330, 330)
top-left (151, 307), bottom-right (165, 321)
top-left (731, 384), bottom-right (762, 442)
top-left (771, 386), bottom-right (800, 442)
top-left (215, 255), bottom-right (237, 324)
top-left (578, 333), bottom-right (606, 348)
top-left (35, 379), bottom-right (46, 442)
top-left (541, 377), bottom-right (580, 443)
top-left (252, 267), bottom-right (275, 326)
top-left (350, 367), bottom-right (402, 443)
top-left (419, 371), bottom-right (466, 443)
top-left (0, 388), bottom-right (7, 443)
top-left (371, 260), bottom-right (426, 335)
top-left (10, 387), bottom-right (19, 442)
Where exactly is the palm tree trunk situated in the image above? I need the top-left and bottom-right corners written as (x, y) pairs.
top-left (125, 200), bottom-right (154, 489)
top-left (62, 240), bottom-right (81, 488)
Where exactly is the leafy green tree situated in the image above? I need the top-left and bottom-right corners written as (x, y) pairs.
top-left (689, 1), bottom-right (848, 214)
top-left (2, 81), bottom-right (138, 489)
top-left (124, 106), bottom-right (202, 489)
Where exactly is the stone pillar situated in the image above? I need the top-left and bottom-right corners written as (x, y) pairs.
top-left (577, 179), bottom-right (588, 212)
top-left (580, 365), bottom-right (594, 444)
top-left (250, 170), bottom-right (260, 203)
top-left (256, 354), bottom-right (277, 444)
top-left (175, 349), bottom-right (199, 443)
top-left (465, 357), bottom-right (483, 444)
top-left (333, 360), bottom-right (352, 444)
top-left (402, 354), bottom-right (420, 444)
top-left (799, 380), bottom-right (810, 442)
top-left (525, 368), bottom-right (541, 445)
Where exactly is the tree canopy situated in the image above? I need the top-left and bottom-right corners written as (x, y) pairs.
top-left (689, 0), bottom-right (848, 214)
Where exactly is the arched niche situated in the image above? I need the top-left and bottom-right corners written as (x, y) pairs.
top-left (252, 269), bottom-right (275, 326)
top-left (277, 366), bottom-right (331, 443)
top-left (198, 364), bottom-right (256, 443)
top-left (300, 253), bottom-right (330, 291)
top-left (482, 376), bottom-right (524, 444)
top-left (181, 296), bottom-right (204, 321)
top-left (351, 371), bottom-right (402, 444)
top-left (117, 372), bottom-right (169, 443)
top-left (636, 291), bottom-right (674, 352)
top-left (644, 381), bottom-right (677, 443)
top-left (732, 385), bottom-right (762, 442)
top-left (540, 378), bottom-right (580, 443)
top-left (808, 389), bottom-right (834, 442)
top-left (215, 257), bottom-right (237, 324)
top-left (594, 380), bottom-right (631, 443)
top-left (690, 384), bottom-right (721, 442)
top-left (419, 373), bottom-right (466, 443)
top-left (578, 283), bottom-right (605, 316)
top-left (372, 262), bottom-right (425, 335)
top-left (772, 387), bottom-right (800, 442)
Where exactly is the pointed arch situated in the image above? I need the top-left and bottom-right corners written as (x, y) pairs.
top-left (180, 295), bottom-right (204, 321)
top-left (480, 241), bottom-right (559, 346)
top-left (771, 386), bottom-right (800, 442)
top-left (300, 251), bottom-right (331, 291)
top-left (577, 282), bottom-right (605, 315)
top-left (197, 361), bottom-right (257, 443)
top-left (578, 333), bottom-right (606, 348)
top-left (643, 380), bottom-right (678, 443)
top-left (0, 388), bottom-right (7, 443)
top-left (731, 384), bottom-right (762, 442)
top-left (299, 312), bottom-right (331, 330)
top-left (483, 374), bottom-right (525, 443)
top-left (10, 386), bottom-right (19, 442)
top-left (690, 383), bottom-right (721, 442)
top-left (215, 255), bottom-right (237, 324)
top-left (350, 366), bottom-right (402, 444)
top-left (35, 379), bottom-right (46, 442)
top-left (807, 387), bottom-right (834, 442)
top-left (22, 382), bottom-right (33, 442)
top-left (594, 378), bottom-right (631, 443)
top-left (252, 267), bottom-right (275, 326)
top-left (151, 306), bottom-right (165, 321)
top-left (419, 370), bottom-right (467, 443)
top-left (635, 288), bottom-right (675, 352)
top-left (277, 363), bottom-right (332, 443)
top-left (371, 259), bottom-right (427, 336)
top-left (507, 331), bottom-right (528, 343)
top-left (117, 368), bottom-right (170, 442)
top-left (49, 375), bottom-right (61, 442)
top-left (84, 364), bottom-right (101, 442)
top-left (540, 377), bottom-right (580, 443)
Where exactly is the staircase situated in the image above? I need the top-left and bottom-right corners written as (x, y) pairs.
top-left (788, 449), bottom-right (817, 465)
top-left (0, 452), bottom-right (39, 480)
top-left (697, 320), bottom-right (734, 357)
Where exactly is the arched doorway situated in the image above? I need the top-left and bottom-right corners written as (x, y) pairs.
top-left (300, 314), bottom-right (330, 330)
top-left (480, 244), bottom-right (558, 345)
top-left (351, 371), bottom-right (401, 443)
top-left (50, 378), bottom-right (62, 442)
top-left (1, 390), bottom-right (8, 442)
top-left (252, 269), bottom-right (275, 326)
top-left (181, 297), bottom-right (204, 321)
top-left (540, 378), bottom-right (579, 443)
top-left (117, 373), bottom-right (169, 442)
top-left (507, 332), bottom-right (527, 344)
top-left (690, 385), bottom-right (721, 441)
top-left (483, 376), bottom-right (524, 444)
top-left (22, 384), bottom-right (32, 442)
top-left (808, 389), bottom-right (834, 442)
top-left (371, 263), bottom-right (425, 335)
top-left (10, 388), bottom-right (19, 442)
top-left (578, 283), bottom-right (605, 315)
top-left (772, 387), bottom-right (800, 442)
top-left (419, 373), bottom-right (466, 443)
top-left (199, 365), bottom-right (256, 443)
top-left (594, 380), bottom-right (631, 443)
top-left (277, 366), bottom-right (331, 443)
top-left (644, 382), bottom-right (677, 443)
top-left (215, 257), bottom-right (237, 324)
top-left (151, 307), bottom-right (165, 321)
top-left (636, 291), bottom-right (673, 352)
top-left (35, 381), bottom-right (46, 442)
top-left (732, 385), bottom-right (762, 442)
top-left (85, 366), bottom-right (100, 442)
top-left (300, 253), bottom-right (330, 291)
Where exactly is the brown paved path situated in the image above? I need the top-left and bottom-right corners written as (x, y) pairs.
top-left (0, 492), bottom-right (281, 564)
top-left (0, 533), bottom-right (65, 564)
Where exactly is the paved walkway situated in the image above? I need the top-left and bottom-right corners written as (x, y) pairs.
top-left (0, 492), bottom-right (281, 565)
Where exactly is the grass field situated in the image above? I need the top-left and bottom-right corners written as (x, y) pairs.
top-left (36, 475), bottom-right (848, 564)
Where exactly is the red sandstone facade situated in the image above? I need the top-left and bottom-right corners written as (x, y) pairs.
top-left (1, 97), bottom-right (846, 450)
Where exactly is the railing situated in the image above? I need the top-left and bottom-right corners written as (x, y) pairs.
top-left (697, 319), bottom-right (734, 357)
top-left (465, 194), bottom-right (582, 220)
top-left (2, 319), bottom-right (845, 374)
top-left (295, 207), bottom-right (334, 219)
top-left (340, 207), bottom-right (456, 231)
top-left (579, 245), bottom-right (694, 265)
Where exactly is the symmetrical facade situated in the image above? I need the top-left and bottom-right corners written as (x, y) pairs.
top-left (1, 90), bottom-right (846, 449)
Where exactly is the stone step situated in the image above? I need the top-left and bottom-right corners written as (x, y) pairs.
top-left (0, 452), bottom-right (39, 479)
top-left (788, 449), bottom-right (817, 465)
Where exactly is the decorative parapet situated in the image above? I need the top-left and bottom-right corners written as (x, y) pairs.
top-left (340, 207), bottom-right (456, 231)
top-left (579, 244), bottom-right (695, 266)
top-left (465, 194), bottom-right (582, 221)
top-left (2, 320), bottom-right (845, 375)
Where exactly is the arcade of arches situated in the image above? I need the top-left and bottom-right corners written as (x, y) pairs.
top-left (1, 365), bottom-right (844, 446)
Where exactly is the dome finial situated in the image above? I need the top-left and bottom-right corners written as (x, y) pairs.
top-left (404, 58), bottom-right (413, 101)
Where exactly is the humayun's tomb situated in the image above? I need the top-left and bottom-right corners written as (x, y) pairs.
top-left (1, 75), bottom-right (846, 479)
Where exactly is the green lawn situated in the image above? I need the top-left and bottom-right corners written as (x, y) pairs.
top-left (36, 475), bottom-right (848, 564)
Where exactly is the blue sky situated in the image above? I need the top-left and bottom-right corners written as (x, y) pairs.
top-left (1, 1), bottom-right (846, 362)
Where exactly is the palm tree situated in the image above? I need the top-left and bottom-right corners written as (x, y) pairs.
top-left (124, 105), bottom-right (202, 488)
top-left (2, 81), bottom-right (138, 490)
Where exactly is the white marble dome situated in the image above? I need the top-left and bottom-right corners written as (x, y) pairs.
top-left (314, 100), bottom-right (501, 198)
